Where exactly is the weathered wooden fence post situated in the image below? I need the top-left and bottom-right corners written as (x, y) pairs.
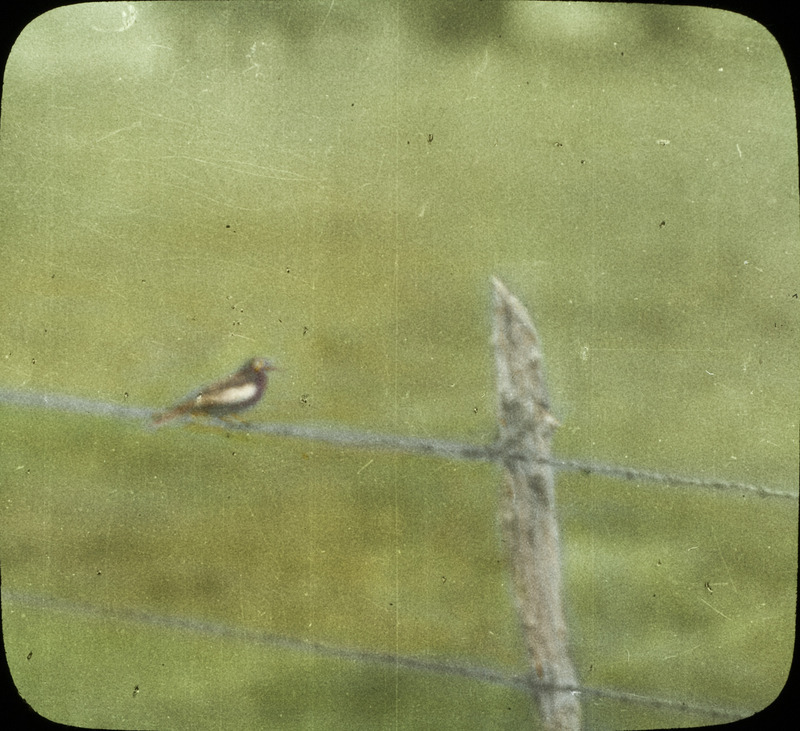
top-left (491, 277), bottom-right (581, 730)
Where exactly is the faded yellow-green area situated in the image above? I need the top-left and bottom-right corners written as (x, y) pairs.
top-left (1, 2), bottom-right (797, 729)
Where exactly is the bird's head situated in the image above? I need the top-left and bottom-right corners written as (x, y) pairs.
top-left (249, 357), bottom-right (278, 373)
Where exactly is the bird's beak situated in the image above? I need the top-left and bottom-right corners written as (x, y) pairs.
top-left (255, 359), bottom-right (279, 372)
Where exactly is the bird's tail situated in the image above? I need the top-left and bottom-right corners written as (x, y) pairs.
top-left (152, 403), bottom-right (191, 426)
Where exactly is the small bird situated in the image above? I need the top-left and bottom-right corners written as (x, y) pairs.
top-left (152, 357), bottom-right (277, 426)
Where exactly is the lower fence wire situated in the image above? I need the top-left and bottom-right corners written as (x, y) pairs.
top-left (0, 588), bottom-right (750, 723)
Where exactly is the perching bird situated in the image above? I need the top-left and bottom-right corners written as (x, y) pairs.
top-left (152, 357), bottom-right (277, 426)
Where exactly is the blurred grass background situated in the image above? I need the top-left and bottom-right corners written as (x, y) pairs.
top-left (0, 2), bottom-right (797, 729)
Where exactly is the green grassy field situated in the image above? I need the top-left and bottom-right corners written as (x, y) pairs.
top-left (1, 3), bottom-right (797, 729)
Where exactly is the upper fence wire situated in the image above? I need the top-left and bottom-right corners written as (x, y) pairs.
top-left (0, 386), bottom-right (794, 501)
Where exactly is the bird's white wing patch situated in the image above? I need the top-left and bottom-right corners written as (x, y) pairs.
top-left (199, 382), bottom-right (258, 406)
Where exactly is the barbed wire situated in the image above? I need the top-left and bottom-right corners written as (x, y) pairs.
top-left (1, 387), bottom-right (795, 500)
top-left (0, 589), bottom-right (750, 723)
top-left (0, 385), bottom-right (784, 723)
